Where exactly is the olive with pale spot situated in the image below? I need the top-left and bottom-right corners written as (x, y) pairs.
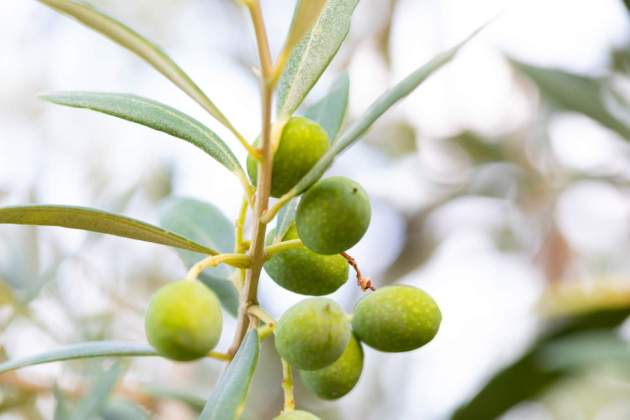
top-left (296, 176), bottom-right (371, 255)
top-left (273, 410), bottom-right (321, 420)
top-left (300, 335), bottom-right (363, 399)
top-left (145, 280), bottom-right (223, 361)
top-left (264, 224), bottom-right (349, 296)
top-left (275, 297), bottom-right (350, 370)
top-left (247, 116), bottom-right (329, 198)
top-left (351, 285), bottom-right (441, 352)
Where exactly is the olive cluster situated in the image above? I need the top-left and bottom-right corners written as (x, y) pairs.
top-left (143, 117), bottom-right (441, 418)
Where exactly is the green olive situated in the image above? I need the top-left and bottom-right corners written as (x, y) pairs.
top-left (247, 116), bottom-right (329, 198)
top-left (273, 410), bottom-right (321, 420)
top-left (296, 176), bottom-right (371, 254)
top-left (300, 335), bottom-right (363, 400)
top-left (264, 224), bottom-right (348, 295)
top-left (145, 280), bottom-right (222, 361)
top-left (351, 285), bottom-right (441, 352)
top-left (275, 297), bottom-right (350, 370)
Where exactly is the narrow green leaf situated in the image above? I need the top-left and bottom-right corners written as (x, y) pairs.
top-left (276, 0), bottom-right (328, 76)
top-left (70, 362), bottom-right (125, 420)
top-left (103, 401), bottom-right (150, 420)
top-left (142, 386), bottom-right (206, 412)
top-left (38, 0), bottom-right (238, 134)
top-left (452, 306), bottom-right (630, 420)
top-left (287, 23), bottom-right (487, 197)
top-left (0, 205), bottom-right (217, 255)
top-left (53, 386), bottom-right (72, 420)
top-left (0, 341), bottom-right (157, 374)
top-left (159, 197), bottom-right (239, 317)
top-left (304, 72), bottom-right (350, 141)
top-left (42, 92), bottom-right (244, 176)
top-left (273, 198), bottom-right (299, 244)
top-left (511, 60), bottom-right (630, 140)
top-left (199, 330), bottom-right (260, 420)
top-left (276, 0), bottom-right (359, 118)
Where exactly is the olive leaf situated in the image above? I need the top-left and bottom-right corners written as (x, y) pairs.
top-left (38, 0), bottom-right (240, 136)
top-left (199, 330), bottom-right (260, 420)
top-left (304, 72), bottom-right (350, 141)
top-left (511, 60), bottom-right (630, 140)
top-left (42, 92), bottom-right (245, 178)
top-left (70, 362), bottom-right (126, 420)
top-left (275, 0), bottom-right (328, 78)
top-left (0, 205), bottom-right (217, 254)
top-left (0, 341), bottom-right (158, 374)
top-left (452, 306), bottom-right (630, 420)
top-left (276, 0), bottom-right (359, 118)
top-left (159, 197), bottom-right (239, 317)
top-left (273, 198), bottom-right (299, 243)
top-left (284, 22), bottom-right (488, 199)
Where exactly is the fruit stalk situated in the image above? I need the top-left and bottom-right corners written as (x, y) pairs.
top-left (281, 358), bottom-right (296, 411)
top-left (229, 0), bottom-right (275, 356)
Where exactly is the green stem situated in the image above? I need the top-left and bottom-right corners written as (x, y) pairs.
top-left (248, 305), bottom-right (275, 325)
top-left (229, 0), bottom-right (275, 356)
top-left (281, 359), bottom-right (296, 412)
top-left (261, 193), bottom-right (293, 224)
top-left (185, 253), bottom-right (251, 281)
top-left (263, 239), bottom-right (304, 259)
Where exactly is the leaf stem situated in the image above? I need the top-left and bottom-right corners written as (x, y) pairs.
top-left (207, 351), bottom-right (233, 362)
top-left (261, 194), bottom-right (293, 224)
top-left (229, 0), bottom-right (275, 356)
top-left (247, 305), bottom-right (275, 326)
top-left (263, 239), bottom-right (304, 259)
top-left (185, 253), bottom-right (251, 281)
top-left (281, 359), bottom-right (296, 412)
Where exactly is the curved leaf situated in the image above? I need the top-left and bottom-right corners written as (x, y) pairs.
top-left (38, 0), bottom-right (238, 134)
top-left (276, 0), bottom-right (359, 118)
top-left (199, 330), bottom-right (260, 420)
top-left (159, 197), bottom-right (239, 316)
top-left (511, 60), bottom-right (630, 140)
top-left (273, 198), bottom-right (299, 244)
top-left (275, 0), bottom-right (327, 77)
top-left (71, 362), bottom-right (125, 420)
top-left (0, 341), bottom-right (157, 374)
top-left (286, 23), bottom-right (488, 198)
top-left (452, 306), bottom-right (630, 420)
top-left (42, 92), bottom-right (244, 176)
top-left (0, 205), bottom-right (217, 254)
top-left (304, 72), bottom-right (350, 141)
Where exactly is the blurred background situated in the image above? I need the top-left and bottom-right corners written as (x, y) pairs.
top-left (2, 0), bottom-right (630, 419)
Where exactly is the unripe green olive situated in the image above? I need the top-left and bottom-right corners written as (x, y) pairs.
top-left (145, 280), bottom-right (223, 361)
top-left (264, 224), bottom-right (348, 296)
top-left (300, 335), bottom-right (363, 400)
top-left (273, 410), bottom-right (321, 420)
top-left (351, 285), bottom-right (441, 352)
top-left (247, 116), bottom-right (329, 198)
top-left (275, 298), bottom-right (350, 370)
top-left (296, 176), bottom-right (371, 255)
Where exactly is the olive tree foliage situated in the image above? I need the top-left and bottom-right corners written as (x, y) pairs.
top-left (0, 0), bottom-right (488, 418)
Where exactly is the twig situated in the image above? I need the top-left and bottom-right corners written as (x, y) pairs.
top-left (341, 252), bottom-right (375, 291)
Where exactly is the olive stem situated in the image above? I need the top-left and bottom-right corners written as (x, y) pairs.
top-left (185, 253), bottom-right (251, 281)
top-left (341, 252), bottom-right (375, 291)
top-left (248, 305), bottom-right (276, 326)
top-left (207, 351), bottom-right (233, 362)
top-left (263, 239), bottom-right (304, 259)
top-left (229, 0), bottom-right (275, 356)
top-left (281, 359), bottom-right (296, 412)
top-left (261, 193), bottom-right (293, 224)
top-left (235, 195), bottom-right (250, 253)
top-left (257, 323), bottom-right (275, 340)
